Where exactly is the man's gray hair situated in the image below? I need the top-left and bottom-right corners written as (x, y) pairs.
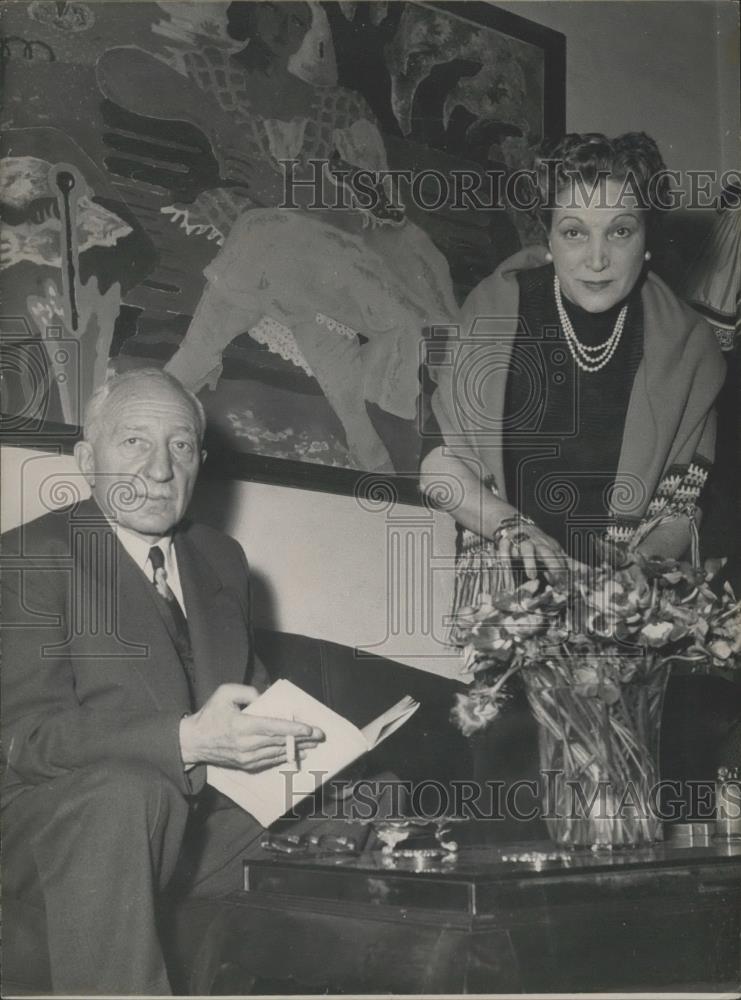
top-left (83, 368), bottom-right (206, 443)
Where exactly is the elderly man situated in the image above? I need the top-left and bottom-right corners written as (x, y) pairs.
top-left (2, 368), bottom-right (323, 994)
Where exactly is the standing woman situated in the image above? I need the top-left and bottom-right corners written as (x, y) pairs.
top-left (421, 132), bottom-right (726, 612)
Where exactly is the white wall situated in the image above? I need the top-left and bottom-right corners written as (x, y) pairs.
top-left (497, 0), bottom-right (740, 183)
top-left (714, 1), bottom-right (741, 175)
top-left (3, 1), bottom-right (736, 679)
top-left (1, 446), bottom-right (463, 677)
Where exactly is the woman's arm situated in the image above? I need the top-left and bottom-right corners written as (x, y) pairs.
top-left (419, 446), bottom-right (568, 578)
top-left (420, 447), bottom-right (513, 537)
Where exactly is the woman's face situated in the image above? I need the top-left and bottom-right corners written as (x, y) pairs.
top-left (549, 177), bottom-right (647, 313)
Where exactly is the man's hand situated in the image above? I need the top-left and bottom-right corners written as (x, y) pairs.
top-left (179, 684), bottom-right (324, 772)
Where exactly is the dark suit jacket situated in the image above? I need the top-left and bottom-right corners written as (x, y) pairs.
top-left (1, 498), bottom-right (260, 809)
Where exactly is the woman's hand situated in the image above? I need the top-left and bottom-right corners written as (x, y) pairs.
top-left (496, 517), bottom-right (569, 582)
top-left (418, 450), bottom-right (569, 580)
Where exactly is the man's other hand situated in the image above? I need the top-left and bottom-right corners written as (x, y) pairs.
top-left (179, 684), bottom-right (324, 771)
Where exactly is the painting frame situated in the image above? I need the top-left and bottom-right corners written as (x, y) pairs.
top-left (0, 0), bottom-right (566, 506)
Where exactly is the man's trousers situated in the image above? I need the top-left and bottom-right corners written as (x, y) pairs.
top-left (2, 761), bottom-right (267, 995)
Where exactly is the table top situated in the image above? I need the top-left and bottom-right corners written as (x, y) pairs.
top-left (248, 838), bottom-right (741, 881)
top-left (243, 839), bottom-right (741, 917)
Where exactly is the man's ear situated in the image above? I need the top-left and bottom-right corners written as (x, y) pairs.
top-left (74, 440), bottom-right (96, 487)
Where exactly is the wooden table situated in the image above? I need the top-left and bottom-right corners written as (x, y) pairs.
top-left (192, 839), bottom-right (741, 994)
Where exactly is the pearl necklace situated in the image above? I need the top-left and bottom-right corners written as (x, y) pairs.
top-left (554, 276), bottom-right (628, 372)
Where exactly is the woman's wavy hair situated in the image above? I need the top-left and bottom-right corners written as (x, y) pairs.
top-left (532, 132), bottom-right (670, 246)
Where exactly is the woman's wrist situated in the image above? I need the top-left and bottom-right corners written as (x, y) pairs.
top-left (492, 512), bottom-right (536, 546)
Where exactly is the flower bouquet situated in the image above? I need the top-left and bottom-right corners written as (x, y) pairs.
top-left (450, 543), bottom-right (741, 849)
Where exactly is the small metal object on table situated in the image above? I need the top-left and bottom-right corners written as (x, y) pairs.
top-left (193, 839), bottom-right (741, 995)
top-left (717, 767), bottom-right (741, 840)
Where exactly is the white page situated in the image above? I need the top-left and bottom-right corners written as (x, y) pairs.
top-left (208, 680), bottom-right (375, 826)
top-left (361, 695), bottom-right (420, 747)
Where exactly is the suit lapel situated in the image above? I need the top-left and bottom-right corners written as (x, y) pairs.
top-left (175, 529), bottom-right (250, 704)
top-left (70, 501), bottom-right (250, 709)
top-left (72, 500), bottom-right (193, 711)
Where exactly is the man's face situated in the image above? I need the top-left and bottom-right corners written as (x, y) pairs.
top-left (75, 379), bottom-right (204, 540)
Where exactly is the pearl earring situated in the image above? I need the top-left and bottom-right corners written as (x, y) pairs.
top-left (545, 250), bottom-right (553, 263)
top-left (644, 251), bottom-right (652, 262)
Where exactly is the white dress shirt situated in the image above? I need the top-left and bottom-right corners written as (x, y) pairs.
top-left (114, 525), bottom-right (187, 615)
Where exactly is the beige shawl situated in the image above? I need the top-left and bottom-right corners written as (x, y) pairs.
top-left (430, 245), bottom-right (726, 532)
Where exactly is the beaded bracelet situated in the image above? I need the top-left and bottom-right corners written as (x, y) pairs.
top-left (492, 514), bottom-right (536, 547)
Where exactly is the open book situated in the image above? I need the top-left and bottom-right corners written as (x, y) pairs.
top-left (207, 679), bottom-right (420, 827)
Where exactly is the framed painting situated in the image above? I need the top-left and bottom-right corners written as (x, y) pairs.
top-left (0, 1), bottom-right (565, 501)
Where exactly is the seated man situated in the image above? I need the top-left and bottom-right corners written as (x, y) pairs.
top-left (1, 368), bottom-right (325, 994)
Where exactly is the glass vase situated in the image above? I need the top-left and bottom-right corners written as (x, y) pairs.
top-left (525, 664), bottom-right (670, 849)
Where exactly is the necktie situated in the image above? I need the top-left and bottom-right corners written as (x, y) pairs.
top-left (148, 545), bottom-right (196, 708)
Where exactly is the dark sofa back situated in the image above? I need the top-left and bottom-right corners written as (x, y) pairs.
top-left (254, 629), bottom-right (474, 791)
